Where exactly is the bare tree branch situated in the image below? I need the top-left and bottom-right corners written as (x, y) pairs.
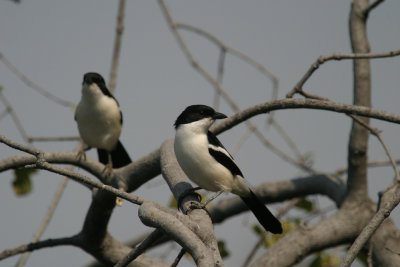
top-left (0, 236), bottom-right (80, 260)
top-left (115, 229), bottom-right (164, 267)
top-left (340, 185), bottom-right (400, 267)
top-left (0, 53), bottom-right (75, 108)
top-left (0, 92), bottom-right (30, 141)
top-left (364, 0), bottom-right (385, 17)
top-left (0, 135), bottom-right (145, 205)
top-left (335, 159), bottom-right (400, 176)
top-left (212, 98), bottom-right (400, 136)
top-left (139, 201), bottom-right (218, 267)
top-left (108, 0), bottom-right (126, 94)
top-left (351, 115), bottom-right (400, 181)
top-left (15, 176), bottom-right (68, 267)
top-left (286, 49), bottom-right (400, 98)
top-left (158, 0), bottom-right (301, 172)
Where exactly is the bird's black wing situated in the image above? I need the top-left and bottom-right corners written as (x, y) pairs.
top-left (207, 132), bottom-right (282, 233)
top-left (207, 131), bottom-right (243, 177)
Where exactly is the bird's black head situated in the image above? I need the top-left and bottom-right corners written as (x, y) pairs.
top-left (174, 105), bottom-right (227, 129)
top-left (83, 72), bottom-right (105, 86)
top-left (82, 72), bottom-right (113, 97)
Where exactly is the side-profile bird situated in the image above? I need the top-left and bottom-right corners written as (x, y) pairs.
top-left (75, 72), bottom-right (131, 172)
top-left (173, 104), bottom-right (282, 234)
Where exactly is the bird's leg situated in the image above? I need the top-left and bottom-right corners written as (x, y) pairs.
top-left (202, 191), bottom-right (223, 207)
top-left (76, 143), bottom-right (90, 162)
top-left (102, 153), bottom-right (114, 177)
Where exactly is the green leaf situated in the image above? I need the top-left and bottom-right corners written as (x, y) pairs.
top-left (0, 85), bottom-right (3, 92)
top-left (295, 197), bottom-right (314, 212)
top-left (169, 196), bottom-right (178, 209)
top-left (217, 240), bottom-right (230, 258)
top-left (264, 221), bottom-right (299, 247)
top-left (356, 251), bottom-right (368, 267)
top-left (12, 168), bottom-right (36, 196)
top-left (309, 252), bottom-right (340, 267)
top-left (252, 224), bottom-right (264, 235)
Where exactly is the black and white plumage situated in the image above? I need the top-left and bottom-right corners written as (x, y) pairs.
top-left (75, 72), bottom-right (131, 169)
top-left (174, 104), bottom-right (282, 234)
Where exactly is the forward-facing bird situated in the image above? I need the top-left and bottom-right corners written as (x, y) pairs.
top-left (174, 104), bottom-right (282, 234)
top-left (75, 72), bottom-right (131, 172)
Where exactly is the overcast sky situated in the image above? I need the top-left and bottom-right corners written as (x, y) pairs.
top-left (1, 1), bottom-right (399, 266)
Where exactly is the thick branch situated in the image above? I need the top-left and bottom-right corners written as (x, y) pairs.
top-left (346, 0), bottom-right (371, 201)
top-left (251, 200), bottom-right (375, 266)
top-left (212, 98), bottom-right (400, 135)
top-left (139, 201), bottom-right (216, 267)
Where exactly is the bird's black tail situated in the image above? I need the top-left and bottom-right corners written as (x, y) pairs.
top-left (97, 140), bottom-right (132, 168)
top-left (241, 190), bottom-right (282, 234)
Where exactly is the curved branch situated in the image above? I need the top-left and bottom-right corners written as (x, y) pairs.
top-left (251, 200), bottom-right (375, 267)
top-left (212, 98), bottom-right (400, 135)
top-left (0, 235), bottom-right (80, 260)
top-left (286, 48), bottom-right (400, 98)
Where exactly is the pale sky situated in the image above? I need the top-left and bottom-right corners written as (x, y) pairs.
top-left (1, 1), bottom-right (399, 266)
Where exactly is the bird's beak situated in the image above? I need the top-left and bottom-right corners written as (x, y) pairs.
top-left (213, 112), bottom-right (227, 120)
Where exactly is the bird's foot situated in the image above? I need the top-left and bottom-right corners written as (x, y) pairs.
top-left (102, 161), bottom-right (114, 177)
top-left (76, 149), bottom-right (87, 162)
top-left (178, 187), bottom-right (203, 213)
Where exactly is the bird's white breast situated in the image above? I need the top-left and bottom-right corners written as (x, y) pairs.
top-left (75, 85), bottom-right (121, 151)
top-left (174, 124), bottom-right (235, 193)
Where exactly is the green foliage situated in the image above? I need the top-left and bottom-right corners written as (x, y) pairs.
top-left (169, 196), bottom-right (178, 209)
top-left (251, 220), bottom-right (299, 248)
top-left (217, 240), bottom-right (230, 258)
top-left (12, 168), bottom-right (36, 196)
top-left (295, 197), bottom-right (314, 212)
top-left (309, 252), bottom-right (340, 267)
top-left (356, 250), bottom-right (368, 267)
top-left (264, 221), bottom-right (298, 247)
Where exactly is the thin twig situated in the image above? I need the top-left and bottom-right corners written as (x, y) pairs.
top-left (0, 134), bottom-right (145, 205)
top-left (213, 48), bottom-right (226, 111)
top-left (114, 229), bottom-right (164, 267)
top-left (176, 22), bottom-right (279, 122)
top-left (0, 53), bottom-right (75, 108)
top-left (176, 23), bottom-right (279, 98)
top-left (268, 117), bottom-right (305, 161)
top-left (364, 0), bottom-right (385, 18)
top-left (15, 176), bottom-right (69, 267)
top-left (108, 0), bottom-right (126, 94)
top-left (242, 198), bottom-right (301, 267)
top-left (0, 92), bottom-right (29, 141)
top-left (335, 159), bottom-right (400, 176)
top-left (367, 242), bottom-right (374, 267)
top-left (286, 49), bottom-right (400, 98)
top-left (231, 127), bottom-right (254, 156)
top-left (27, 136), bottom-right (80, 142)
top-left (170, 248), bottom-right (186, 267)
top-left (0, 236), bottom-right (79, 260)
top-left (159, 0), bottom-right (304, 170)
top-left (339, 184), bottom-right (400, 267)
top-left (351, 115), bottom-right (400, 181)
